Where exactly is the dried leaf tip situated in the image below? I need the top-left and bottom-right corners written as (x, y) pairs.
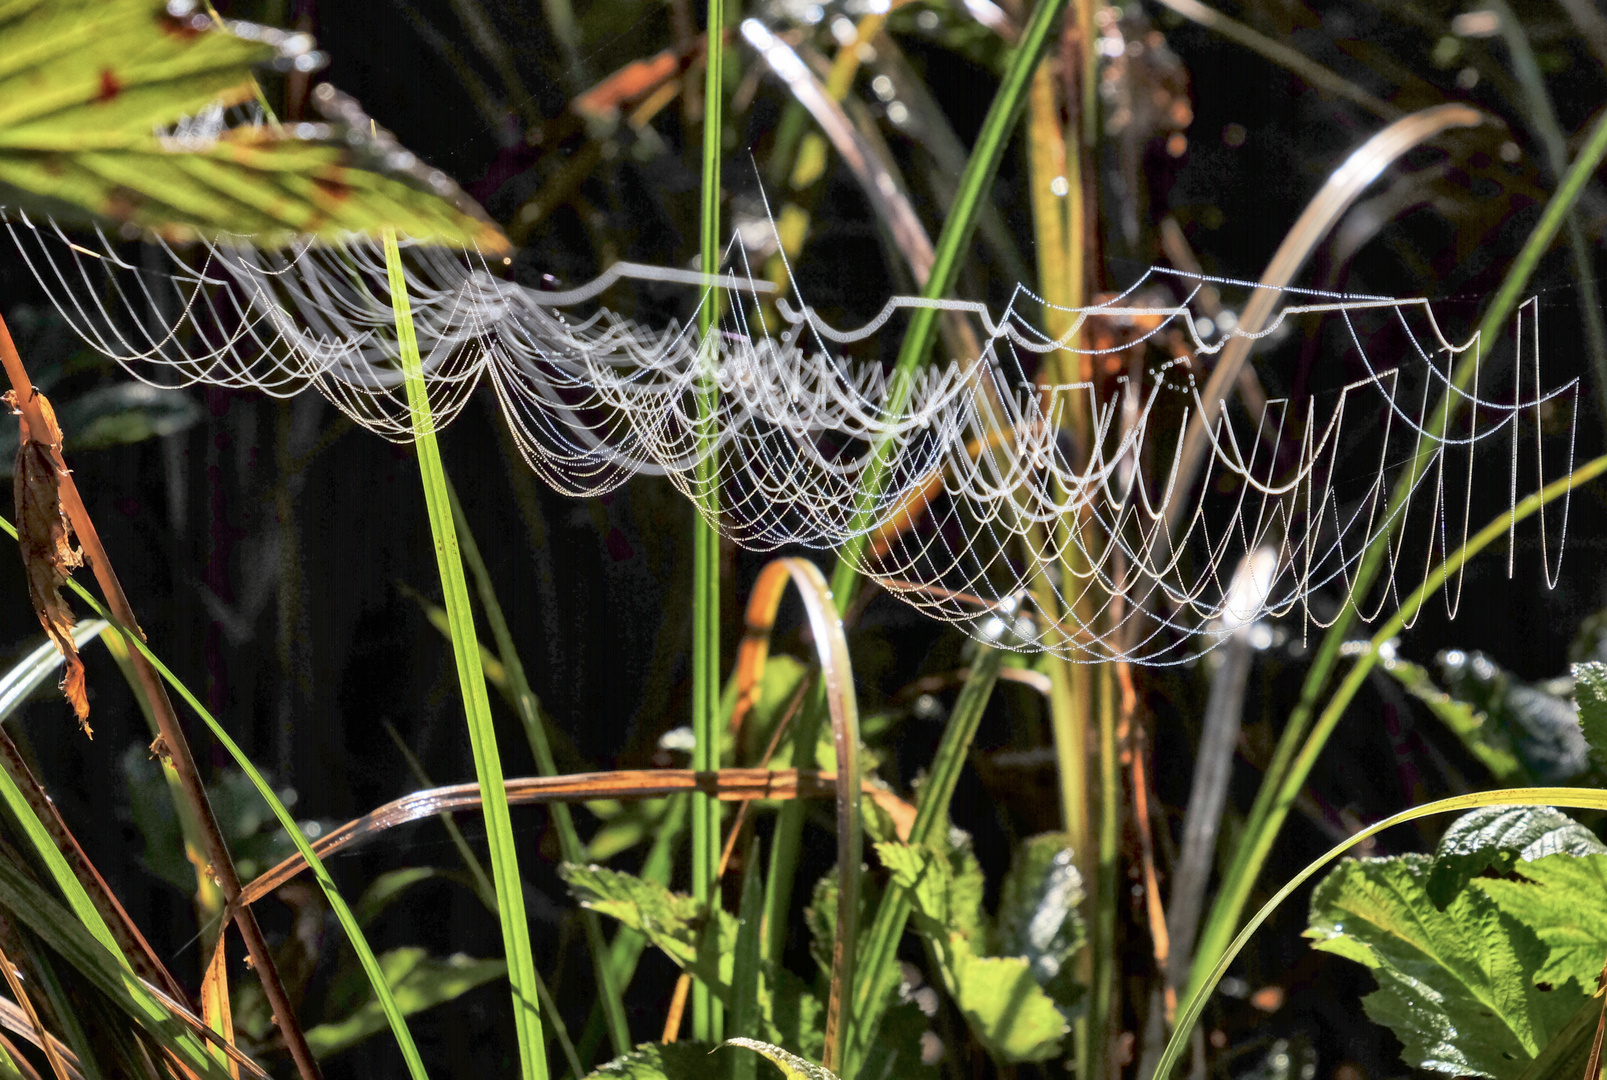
top-left (4, 390), bottom-right (91, 735)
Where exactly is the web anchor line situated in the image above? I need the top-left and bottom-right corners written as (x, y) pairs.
top-left (3, 215), bottom-right (1578, 664)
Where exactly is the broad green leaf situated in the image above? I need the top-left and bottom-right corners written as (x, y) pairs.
top-left (943, 939), bottom-right (1068, 1062)
top-left (1427, 805), bottom-right (1606, 906)
top-left (1436, 651), bottom-right (1588, 782)
top-left (0, 0), bottom-right (506, 247)
top-left (582, 1042), bottom-right (717, 1079)
top-left (1570, 662), bottom-right (1607, 770)
top-left (758, 961), bottom-right (826, 1063)
top-left (1474, 853), bottom-right (1607, 989)
top-left (304, 948), bottom-right (505, 1059)
top-left (1383, 659), bottom-right (1524, 782)
top-left (0, 0), bottom-right (267, 136)
top-left (560, 862), bottom-right (738, 1001)
top-left (995, 832), bottom-right (1086, 1005)
top-left (1307, 854), bottom-right (1584, 1079)
top-left (724, 1037), bottom-right (841, 1080)
top-left (876, 837), bottom-right (1069, 1062)
top-left (874, 838), bottom-right (985, 945)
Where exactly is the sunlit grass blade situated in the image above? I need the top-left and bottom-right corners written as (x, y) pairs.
top-left (729, 838), bottom-right (764, 1080)
top-left (381, 725), bottom-right (584, 1080)
top-left (1182, 105), bottom-right (1607, 1017)
top-left (1154, 786), bottom-right (1607, 1080)
top-left (762, 2), bottom-right (1068, 1039)
top-left (445, 479), bottom-right (632, 1059)
top-left (693, 0), bottom-right (727, 1049)
top-left (382, 228), bottom-right (544, 1080)
top-left (0, 840), bottom-right (231, 1079)
top-left (846, 646), bottom-right (1001, 1075)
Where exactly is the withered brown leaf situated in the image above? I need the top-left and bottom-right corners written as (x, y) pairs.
top-left (5, 390), bottom-right (90, 735)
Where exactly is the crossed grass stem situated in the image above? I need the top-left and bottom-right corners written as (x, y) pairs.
top-left (0, 310), bottom-right (325, 1080)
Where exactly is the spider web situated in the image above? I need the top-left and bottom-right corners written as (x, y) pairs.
top-left (2, 212), bottom-right (1578, 663)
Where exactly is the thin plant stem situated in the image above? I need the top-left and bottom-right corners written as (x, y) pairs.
top-left (846, 647), bottom-right (1002, 1075)
top-left (763, 0), bottom-right (1070, 1013)
top-left (0, 510), bottom-right (428, 1080)
top-left (446, 480), bottom-right (632, 1059)
top-left (0, 313), bottom-right (323, 1080)
top-left (1180, 105), bottom-right (1607, 1018)
top-left (693, 0), bottom-right (727, 1048)
top-left (382, 230), bottom-right (545, 1080)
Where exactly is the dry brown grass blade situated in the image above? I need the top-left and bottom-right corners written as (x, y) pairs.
top-left (0, 1028), bottom-right (50, 1080)
top-left (0, 728), bottom-right (189, 1007)
top-left (201, 934), bottom-right (238, 1080)
top-left (1164, 103), bottom-right (1485, 537)
top-left (0, 938), bottom-right (70, 1080)
top-left (237, 768), bottom-right (845, 907)
top-left (0, 315), bottom-right (322, 1080)
top-left (3, 390), bottom-right (88, 734)
top-left (661, 974), bottom-right (692, 1044)
top-left (1585, 949), bottom-right (1607, 1080)
top-left (729, 556), bottom-right (862, 1072)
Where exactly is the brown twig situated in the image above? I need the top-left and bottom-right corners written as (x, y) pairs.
top-left (0, 314), bottom-right (324, 1080)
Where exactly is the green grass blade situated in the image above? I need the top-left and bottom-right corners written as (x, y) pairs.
top-left (1181, 104), bottom-right (1607, 1018)
top-left (445, 480), bottom-right (632, 1059)
top-left (760, 0), bottom-right (1068, 1031)
top-left (693, 0), bottom-right (728, 1049)
top-left (730, 839), bottom-right (764, 1080)
top-left (11, 521), bottom-right (429, 1080)
top-left (846, 646), bottom-right (1002, 1075)
top-left (382, 228), bottom-right (543, 1079)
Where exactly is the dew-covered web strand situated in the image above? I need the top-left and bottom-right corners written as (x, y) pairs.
top-left (1, 214), bottom-right (1579, 664)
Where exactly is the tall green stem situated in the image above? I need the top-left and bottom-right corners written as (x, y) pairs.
top-left (762, 0), bottom-right (1071, 995)
top-left (1179, 106), bottom-right (1607, 1019)
top-left (383, 230), bottom-right (546, 1080)
top-left (693, 0), bottom-right (727, 1046)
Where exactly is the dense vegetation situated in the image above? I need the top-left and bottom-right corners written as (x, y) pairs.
top-left (0, 1), bottom-right (1605, 1079)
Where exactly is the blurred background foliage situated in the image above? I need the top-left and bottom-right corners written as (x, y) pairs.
top-left (2, 0), bottom-right (1607, 1077)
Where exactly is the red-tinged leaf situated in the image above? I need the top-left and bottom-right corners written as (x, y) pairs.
top-left (4, 390), bottom-right (89, 735)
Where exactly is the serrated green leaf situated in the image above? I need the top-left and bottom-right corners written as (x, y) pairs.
top-left (996, 832), bottom-right (1086, 1000)
top-left (304, 948), bottom-right (505, 1059)
top-left (1308, 854), bottom-right (1585, 1079)
top-left (1475, 852), bottom-right (1607, 990)
top-left (0, 0), bottom-right (506, 247)
top-left (560, 862), bottom-right (738, 1001)
top-left (0, 0), bottom-right (267, 135)
top-left (1570, 662), bottom-right (1607, 770)
top-left (874, 837), bottom-right (985, 945)
top-left (724, 1037), bottom-right (841, 1080)
top-left (1384, 659), bottom-right (1524, 782)
top-left (582, 1042), bottom-right (718, 1079)
top-left (1437, 651), bottom-right (1589, 782)
top-left (1428, 805), bottom-right (1607, 906)
top-left (944, 938), bottom-right (1068, 1062)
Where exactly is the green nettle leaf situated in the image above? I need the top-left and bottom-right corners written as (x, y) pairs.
top-left (560, 863), bottom-right (738, 1001)
top-left (1474, 852), bottom-right (1607, 990)
top-left (1307, 854), bottom-right (1585, 1080)
top-left (303, 948), bottom-right (506, 1059)
top-left (724, 1037), bottom-right (842, 1080)
top-left (996, 832), bottom-right (1086, 1011)
top-left (1426, 804), bottom-right (1606, 906)
top-left (1383, 659), bottom-right (1525, 782)
top-left (876, 837), bottom-right (1071, 1062)
top-left (1570, 662), bottom-right (1607, 769)
top-left (0, 0), bottom-right (505, 247)
top-left (1435, 651), bottom-right (1589, 782)
top-left (582, 1042), bottom-right (718, 1080)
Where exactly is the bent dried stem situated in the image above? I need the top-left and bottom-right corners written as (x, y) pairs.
top-left (0, 314), bottom-right (323, 1080)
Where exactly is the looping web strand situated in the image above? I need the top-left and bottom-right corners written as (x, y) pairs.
top-left (3, 214), bottom-right (1577, 664)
